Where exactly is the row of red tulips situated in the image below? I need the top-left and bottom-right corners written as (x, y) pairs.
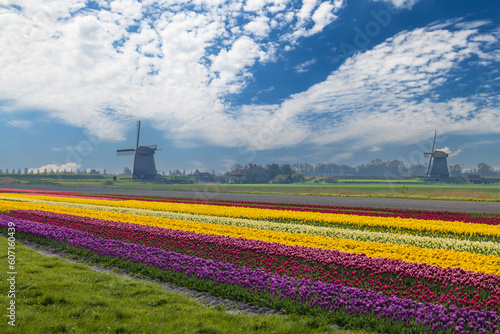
top-left (9, 209), bottom-right (500, 314)
top-left (0, 189), bottom-right (77, 195)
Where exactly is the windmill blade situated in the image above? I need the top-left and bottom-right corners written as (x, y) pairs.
top-left (136, 120), bottom-right (141, 150)
top-left (426, 131), bottom-right (437, 177)
top-left (430, 131), bottom-right (437, 153)
top-left (426, 157), bottom-right (433, 177)
top-left (117, 149), bottom-right (136, 156)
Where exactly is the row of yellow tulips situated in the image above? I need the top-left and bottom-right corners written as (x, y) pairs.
top-left (1, 194), bottom-right (499, 239)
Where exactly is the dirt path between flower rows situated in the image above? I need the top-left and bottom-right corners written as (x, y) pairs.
top-left (3, 184), bottom-right (500, 214)
top-left (20, 239), bottom-right (293, 318)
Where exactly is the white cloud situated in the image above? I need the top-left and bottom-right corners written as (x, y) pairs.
top-left (331, 152), bottom-right (353, 162)
top-left (310, 2), bottom-right (338, 34)
top-left (436, 146), bottom-right (462, 157)
top-left (244, 16), bottom-right (270, 38)
top-left (243, 0), bottom-right (266, 12)
top-left (373, 0), bottom-right (420, 9)
top-left (284, 0), bottom-right (343, 42)
top-left (368, 146), bottom-right (382, 152)
top-left (455, 20), bottom-right (490, 30)
top-left (5, 120), bottom-right (32, 130)
top-left (294, 58), bottom-right (316, 73)
top-left (210, 35), bottom-right (266, 93)
top-left (297, 0), bottom-right (318, 22)
top-left (29, 163), bottom-right (81, 173)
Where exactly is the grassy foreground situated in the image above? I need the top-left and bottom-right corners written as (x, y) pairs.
top-left (0, 236), bottom-right (366, 334)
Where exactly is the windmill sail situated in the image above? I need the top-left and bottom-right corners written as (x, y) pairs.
top-left (117, 149), bottom-right (136, 156)
top-left (136, 120), bottom-right (141, 150)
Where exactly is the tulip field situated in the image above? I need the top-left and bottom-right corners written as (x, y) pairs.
top-left (1, 188), bottom-right (500, 333)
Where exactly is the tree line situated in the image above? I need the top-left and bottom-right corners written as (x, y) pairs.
top-left (229, 160), bottom-right (499, 179)
top-left (290, 160), bottom-right (499, 177)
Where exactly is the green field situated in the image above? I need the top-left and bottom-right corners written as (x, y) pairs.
top-left (65, 179), bottom-right (500, 201)
top-left (0, 236), bottom-right (368, 334)
top-left (2, 173), bottom-right (499, 201)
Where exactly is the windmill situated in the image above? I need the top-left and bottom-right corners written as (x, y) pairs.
top-left (117, 121), bottom-right (159, 179)
top-left (424, 131), bottom-right (449, 179)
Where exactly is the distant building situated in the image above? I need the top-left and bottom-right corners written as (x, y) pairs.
top-left (279, 174), bottom-right (293, 183)
top-left (229, 164), bottom-right (270, 183)
top-left (193, 169), bottom-right (214, 183)
top-left (466, 174), bottom-right (482, 184)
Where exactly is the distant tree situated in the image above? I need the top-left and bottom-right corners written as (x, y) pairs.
top-left (291, 173), bottom-right (304, 182)
top-left (43, 168), bottom-right (47, 174)
top-left (477, 162), bottom-right (495, 177)
top-left (6, 169), bottom-right (9, 174)
top-left (273, 175), bottom-right (285, 184)
top-left (449, 164), bottom-right (463, 178)
top-left (292, 163), bottom-right (303, 173)
top-left (385, 160), bottom-right (407, 177)
top-left (103, 169), bottom-right (107, 175)
top-left (17, 168), bottom-right (21, 174)
top-left (0, 169), bottom-right (3, 174)
top-left (280, 164), bottom-right (294, 175)
top-left (123, 167), bottom-right (132, 175)
top-left (293, 162), bottom-right (314, 175)
top-left (266, 163), bottom-right (281, 179)
top-left (231, 163), bottom-right (243, 171)
top-left (409, 163), bottom-right (427, 177)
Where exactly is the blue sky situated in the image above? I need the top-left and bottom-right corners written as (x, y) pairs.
top-left (1, 0), bottom-right (499, 174)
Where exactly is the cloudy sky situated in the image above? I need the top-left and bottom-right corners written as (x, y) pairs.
top-left (1, 0), bottom-right (499, 174)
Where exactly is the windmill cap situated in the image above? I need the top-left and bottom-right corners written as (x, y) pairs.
top-left (432, 150), bottom-right (449, 157)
